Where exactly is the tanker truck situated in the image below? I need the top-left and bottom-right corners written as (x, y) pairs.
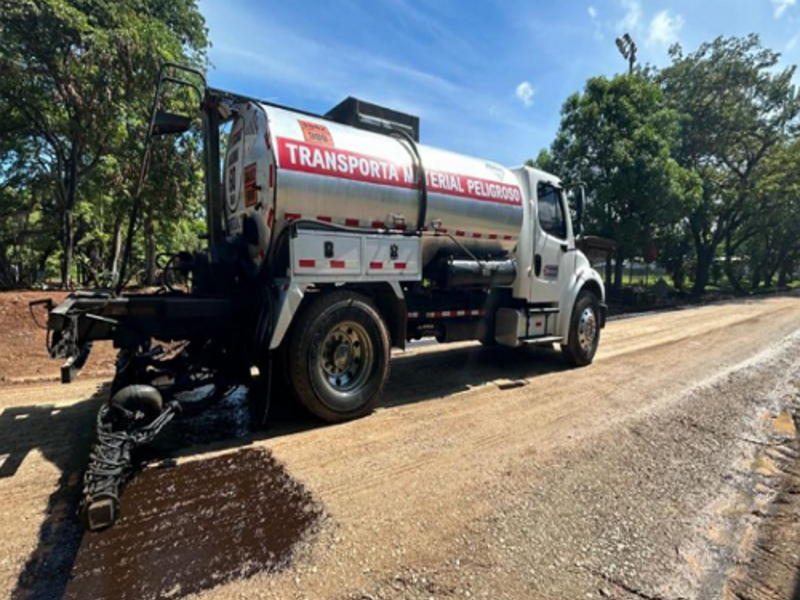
top-left (34, 64), bottom-right (606, 530)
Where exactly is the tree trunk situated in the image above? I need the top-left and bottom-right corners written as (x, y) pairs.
top-left (61, 209), bottom-right (74, 288)
top-left (109, 212), bottom-right (124, 286)
top-left (144, 205), bottom-right (157, 286)
top-left (766, 264), bottom-right (779, 288)
top-left (670, 264), bottom-right (684, 292)
top-left (692, 246), bottom-right (713, 296)
top-left (723, 231), bottom-right (742, 292)
top-left (751, 266), bottom-right (761, 291)
top-left (60, 144), bottom-right (79, 289)
top-left (0, 243), bottom-right (12, 289)
top-left (778, 263), bottom-right (790, 288)
top-left (37, 243), bottom-right (55, 285)
top-left (613, 255), bottom-right (624, 292)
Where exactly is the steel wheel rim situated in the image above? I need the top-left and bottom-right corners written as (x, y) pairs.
top-left (577, 307), bottom-right (597, 352)
top-left (317, 320), bottom-right (373, 403)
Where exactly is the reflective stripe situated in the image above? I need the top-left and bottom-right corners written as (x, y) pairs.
top-left (415, 309), bottom-right (486, 319)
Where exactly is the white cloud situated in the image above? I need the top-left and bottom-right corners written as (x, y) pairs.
top-left (515, 81), bottom-right (535, 107)
top-left (646, 10), bottom-right (684, 47)
top-left (588, 5), bottom-right (604, 40)
top-left (200, 0), bottom-right (547, 165)
top-left (773, 0), bottom-right (796, 19)
top-left (618, 0), bottom-right (642, 31)
top-left (788, 33), bottom-right (800, 51)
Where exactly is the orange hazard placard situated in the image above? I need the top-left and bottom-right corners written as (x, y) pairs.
top-left (299, 120), bottom-right (334, 147)
top-left (244, 163), bottom-right (258, 207)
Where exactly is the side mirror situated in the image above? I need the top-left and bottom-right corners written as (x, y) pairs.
top-left (565, 182), bottom-right (586, 237)
top-left (575, 184), bottom-right (585, 237)
top-left (153, 110), bottom-right (192, 136)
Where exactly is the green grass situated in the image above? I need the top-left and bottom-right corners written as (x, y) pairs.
top-left (613, 271), bottom-right (798, 293)
top-left (619, 271), bottom-right (667, 287)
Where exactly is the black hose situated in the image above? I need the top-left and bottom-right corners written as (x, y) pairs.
top-left (391, 129), bottom-right (427, 233)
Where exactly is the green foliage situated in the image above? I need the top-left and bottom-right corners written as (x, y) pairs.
top-left (659, 34), bottom-right (800, 294)
top-left (545, 74), bottom-right (700, 289)
top-left (526, 149), bottom-right (556, 172)
top-left (0, 0), bottom-right (208, 288)
top-left (742, 137), bottom-right (800, 288)
top-left (535, 34), bottom-right (800, 295)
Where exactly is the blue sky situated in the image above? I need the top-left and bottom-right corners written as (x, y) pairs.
top-left (199, 0), bottom-right (800, 166)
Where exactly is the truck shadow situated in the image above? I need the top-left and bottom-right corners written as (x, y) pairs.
top-left (383, 342), bottom-right (567, 408)
top-left (265, 342), bottom-right (568, 438)
top-left (1, 341), bottom-right (566, 600)
top-left (0, 383), bottom-right (108, 600)
top-left (124, 341), bottom-right (569, 463)
top-left (147, 341), bottom-right (569, 455)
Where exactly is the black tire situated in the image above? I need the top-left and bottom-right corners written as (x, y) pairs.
top-left (561, 291), bottom-right (601, 367)
top-left (287, 291), bottom-right (391, 423)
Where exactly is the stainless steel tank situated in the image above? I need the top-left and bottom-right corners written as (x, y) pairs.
top-left (223, 102), bottom-right (525, 269)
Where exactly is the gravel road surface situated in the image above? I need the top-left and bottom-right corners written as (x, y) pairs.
top-left (1, 294), bottom-right (799, 600)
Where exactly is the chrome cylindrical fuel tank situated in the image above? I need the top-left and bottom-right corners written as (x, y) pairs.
top-left (223, 102), bottom-right (525, 269)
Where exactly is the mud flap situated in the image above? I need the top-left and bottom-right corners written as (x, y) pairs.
top-left (249, 358), bottom-right (272, 430)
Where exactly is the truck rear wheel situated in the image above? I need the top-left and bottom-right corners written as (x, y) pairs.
top-left (288, 291), bottom-right (391, 423)
top-left (561, 290), bottom-right (600, 367)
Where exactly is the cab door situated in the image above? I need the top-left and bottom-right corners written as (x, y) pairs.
top-left (529, 180), bottom-right (573, 303)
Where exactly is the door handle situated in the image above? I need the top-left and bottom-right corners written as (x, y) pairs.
top-left (560, 243), bottom-right (568, 253)
top-left (534, 254), bottom-right (542, 277)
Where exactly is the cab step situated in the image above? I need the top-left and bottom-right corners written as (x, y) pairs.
top-left (519, 335), bottom-right (563, 344)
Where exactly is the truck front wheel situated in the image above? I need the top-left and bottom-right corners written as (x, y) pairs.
top-left (288, 291), bottom-right (391, 423)
top-left (561, 290), bottom-right (601, 367)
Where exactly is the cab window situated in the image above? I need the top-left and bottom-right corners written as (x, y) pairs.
top-left (537, 183), bottom-right (567, 240)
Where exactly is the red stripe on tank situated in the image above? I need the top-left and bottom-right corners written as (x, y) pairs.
top-left (275, 137), bottom-right (523, 206)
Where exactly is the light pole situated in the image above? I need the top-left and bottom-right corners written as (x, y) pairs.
top-left (615, 33), bottom-right (637, 75)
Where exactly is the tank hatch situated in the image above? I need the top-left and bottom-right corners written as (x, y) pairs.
top-left (325, 97), bottom-right (420, 142)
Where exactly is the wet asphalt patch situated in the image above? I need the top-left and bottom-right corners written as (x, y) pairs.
top-left (62, 448), bottom-right (323, 600)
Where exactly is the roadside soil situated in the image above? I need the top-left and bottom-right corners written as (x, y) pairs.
top-left (0, 290), bottom-right (116, 384)
top-left (1, 293), bottom-right (800, 600)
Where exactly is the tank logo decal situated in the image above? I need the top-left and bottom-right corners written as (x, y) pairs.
top-left (276, 137), bottom-right (522, 206)
top-left (298, 120), bottom-right (335, 147)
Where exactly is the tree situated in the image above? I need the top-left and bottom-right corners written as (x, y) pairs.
top-left (743, 138), bottom-right (800, 289)
top-left (526, 149), bottom-right (556, 173)
top-left (545, 74), bottom-right (699, 290)
top-left (0, 0), bottom-right (208, 287)
top-left (659, 35), bottom-right (800, 295)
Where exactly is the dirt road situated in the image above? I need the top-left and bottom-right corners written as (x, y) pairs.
top-left (2, 295), bottom-right (800, 600)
